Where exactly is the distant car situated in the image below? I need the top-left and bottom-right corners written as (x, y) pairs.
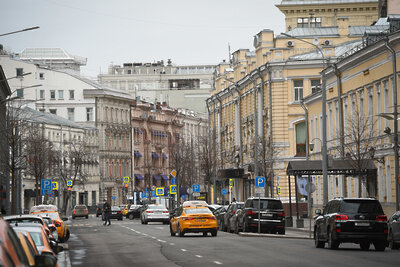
top-left (388, 210), bottom-right (400, 249)
top-left (72, 205), bottom-right (89, 219)
top-left (182, 200), bottom-right (208, 207)
top-left (141, 204), bottom-right (169, 224)
top-left (236, 197), bottom-right (285, 234)
top-left (314, 198), bottom-right (387, 251)
top-left (106, 206), bottom-right (123, 221)
top-left (126, 205), bottom-right (143, 220)
top-left (213, 205), bottom-right (228, 231)
top-left (207, 204), bottom-right (221, 212)
top-left (223, 202), bottom-right (244, 232)
top-left (170, 205), bottom-right (218, 237)
top-left (96, 203), bottom-right (104, 217)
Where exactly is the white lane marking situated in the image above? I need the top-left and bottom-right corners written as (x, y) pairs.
top-left (155, 227), bottom-right (164, 230)
top-left (170, 243), bottom-right (175, 245)
top-left (214, 261), bottom-right (222, 265)
top-left (157, 239), bottom-right (166, 243)
top-left (195, 255), bottom-right (203, 258)
top-left (181, 249), bottom-right (187, 252)
top-left (151, 236), bottom-right (156, 239)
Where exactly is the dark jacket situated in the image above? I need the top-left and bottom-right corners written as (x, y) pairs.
top-left (103, 202), bottom-right (111, 213)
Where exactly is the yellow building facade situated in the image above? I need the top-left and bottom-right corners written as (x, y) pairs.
top-left (208, 0), bottom-right (381, 206)
top-left (304, 22), bottom-right (400, 214)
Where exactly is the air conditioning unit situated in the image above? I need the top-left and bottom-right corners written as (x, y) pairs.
top-left (324, 40), bottom-right (332, 46)
top-left (287, 40), bottom-right (295, 47)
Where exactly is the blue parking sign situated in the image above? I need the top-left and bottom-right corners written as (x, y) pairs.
top-left (151, 191), bottom-right (156, 197)
top-left (221, 189), bottom-right (227, 195)
top-left (41, 179), bottom-right (52, 195)
top-left (255, 177), bottom-right (265, 188)
top-left (192, 184), bottom-right (200, 193)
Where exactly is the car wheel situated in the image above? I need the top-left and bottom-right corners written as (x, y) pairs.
top-left (170, 225), bottom-right (175, 236)
top-left (373, 241), bottom-right (386, 251)
top-left (143, 219), bottom-right (148, 224)
top-left (278, 229), bottom-right (285, 235)
top-left (96, 214), bottom-right (99, 217)
top-left (118, 217), bottom-right (123, 221)
top-left (129, 214), bottom-right (134, 220)
top-left (72, 216), bottom-right (75, 220)
top-left (389, 232), bottom-right (399, 250)
top-left (178, 224), bottom-right (184, 237)
top-left (163, 221), bottom-right (169, 225)
top-left (203, 232), bottom-right (208, 237)
top-left (86, 215), bottom-right (89, 219)
top-left (327, 230), bottom-right (339, 250)
top-left (360, 241), bottom-right (370, 251)
top-left (141, 217), bottom-right (145, 224)
top-left (64, 229), bottom-right (70, 242)
top-left (227, 222), bottom-right (232, 233)
top-left (314, 228), bottom-right (324, 248)
top-left (211, 230), bottom-right (217, 237)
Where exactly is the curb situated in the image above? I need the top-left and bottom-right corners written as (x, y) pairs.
top-left (238, 232), bottom-right (312, 240)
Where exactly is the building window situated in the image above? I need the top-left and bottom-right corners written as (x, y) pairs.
top-left (39, 73), bottom-right (44, 79)
top-left (311, 79), bottom-right (321, 94)
top-left (86, 108), bottom-right (93, 121)
top-left (293, 80), bottom-right (303, 102)
top-left (16, 68), bottom-right (24, 77)
top-left (49, 109), bottom-right (57, 115)
top-left (69, 90), bottom-right (75, 100)
top-left (67, 108), bottom-right (75, 121)
top-left (50, 90), bottom-right (55, 99)
top-left (16, 88), bottom-right (24, 98)
top-left (297, 18), bottom-right (308, 28)
top-left (295, 121), bottom-right (306, 156)
top-left (310, 17), bottom-right (322, 27)
top-left (58, 90), bottom-right (64, 99)
top-left (39, 90), bottom-right (45, 99)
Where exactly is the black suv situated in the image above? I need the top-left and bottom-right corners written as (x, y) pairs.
top-left (236, 197), bottom-right (285, 234)
top-left (314, 198), bottom-right (388, 251)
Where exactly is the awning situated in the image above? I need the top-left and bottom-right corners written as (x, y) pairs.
top-left (162, 153), bottom-right (168, 159)
top-left (161, 175), bottom-right (169, 180)
top-left (153, 174), bottom-right (161, 180)
top-left (152, 152), bottom-right (159, 159)
top-left (135, 174), bottom-right (144, 180)
top-left (134, 151), bottom-right (142, 157)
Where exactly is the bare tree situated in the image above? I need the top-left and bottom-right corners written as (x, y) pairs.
top-left (59, 139), bottom-right (92, 215)
top-left (198, 135), bottom-right (213, 195)
top-left (256, 136), bottom-right (279, 197)
top-left (341, 109), bottom-right (377, 197)
top-left (24, 122), bottom-right (57, 205)
top-left (169, 135), bottom-right (190, 204)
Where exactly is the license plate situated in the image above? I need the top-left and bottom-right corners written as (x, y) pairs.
top-left (196, 219), bottom-right (206, 222)
top-left (355, 222), bottom-right (369, 227)
top-left (262, 213), bottom-right (272, 217)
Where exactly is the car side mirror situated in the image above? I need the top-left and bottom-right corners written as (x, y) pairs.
top-left (49, 226), bottom-right (57, 232)
top-left (35, 254), bottom-right (57, 267)
top-left (315, 209), bottom-right (321, 215)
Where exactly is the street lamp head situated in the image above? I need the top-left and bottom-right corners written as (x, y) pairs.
top-left (309, 143), bottom-right (315, 151)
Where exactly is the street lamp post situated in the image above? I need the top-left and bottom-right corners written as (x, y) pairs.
top-left (281, 33), bottom-right (329, 206)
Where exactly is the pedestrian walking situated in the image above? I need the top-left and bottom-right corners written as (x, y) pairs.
top-left (103, 199), bottom-right (111, 226)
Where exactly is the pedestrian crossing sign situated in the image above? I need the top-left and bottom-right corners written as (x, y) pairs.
top-left (156, 187), bottom-right (164, 196)
top-left (123, 176), bottom-right (129, 183)
top-left (170, 185), bottom-right (177, 195)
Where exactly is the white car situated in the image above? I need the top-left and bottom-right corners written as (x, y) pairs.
top-left (141, 204), bottom-right (169, 224)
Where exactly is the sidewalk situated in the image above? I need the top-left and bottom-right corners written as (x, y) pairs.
top-left (239, 216), bottom-right (314, 239)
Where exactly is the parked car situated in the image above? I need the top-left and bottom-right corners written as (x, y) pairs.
top-left (72, 205), bottom-right (89, 219)
top-left (223, 202), bottom-right (244, 232)
top-left (170, 205), bottom-right (218, 237)
top-left (141, 204), bottom-right (169, 224)
top-left (126, 205), bottom-right (144, 220)
top-left (96, 203), bottom-right (104, 217)
top-left (236, 197), bottom-right (285, 234)
top-left (30, 205), bottom-right (69, 243)
top-left (387, 210), bottom-right (400, 249)
top-left (314, 197), bottom-right (388, 251)
top-left (207, 204), bottom-right (221, 212)
top-left (213, 205), bottom-right (228, 231)
top-left (3, 214), bottom-right (57, 242)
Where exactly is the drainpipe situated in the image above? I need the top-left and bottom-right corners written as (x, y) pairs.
top-left (385, 38), bottom-right (399, 211)
top-left (267, 67), bottom-right (274, 197)
top-left (206, 101), bottom-right (212, 203)
top-left (233, 85), bottom-right (244, 200)
top-left (256, 69), bottom-right (267, 192)
top-left (333, 64), bottom-right (346, 197)
top-left (213, 99), bottom-right (217, 204)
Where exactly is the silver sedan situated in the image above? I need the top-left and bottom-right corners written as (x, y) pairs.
top-left (141, 204), bottom-right (170, 224)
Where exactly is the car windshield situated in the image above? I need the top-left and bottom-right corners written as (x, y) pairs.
top-left (111, 206), bottom-right (120, 211)
top-left (14, 229), bottom-right (43, 247)
top-left (185, 208), bottom-right (212, 215)
top-left (75, 206), bottom-right (86, 210)
top-left (340, 200), bottom-right (383, 214)
top-left (253, 200), bottom-right (282, 210)
top-left (6, 218), bottom-right (42, 225)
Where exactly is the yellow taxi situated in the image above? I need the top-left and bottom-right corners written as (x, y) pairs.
top-left (30, 205), bottom-right (69, 243)
top-left (169, 204), bottom-right (218, 237)
top-left (119, 204), bottom-right (130, 216)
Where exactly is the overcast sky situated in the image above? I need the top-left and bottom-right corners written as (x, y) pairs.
top-left (1, 0), bottom-right (285, 78)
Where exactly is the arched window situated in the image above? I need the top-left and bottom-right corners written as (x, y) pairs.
top-left (295, 121), bottom-right (306, 156)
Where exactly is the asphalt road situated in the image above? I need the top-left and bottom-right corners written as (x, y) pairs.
top-left (63, 216), bottom-right (399, 267)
